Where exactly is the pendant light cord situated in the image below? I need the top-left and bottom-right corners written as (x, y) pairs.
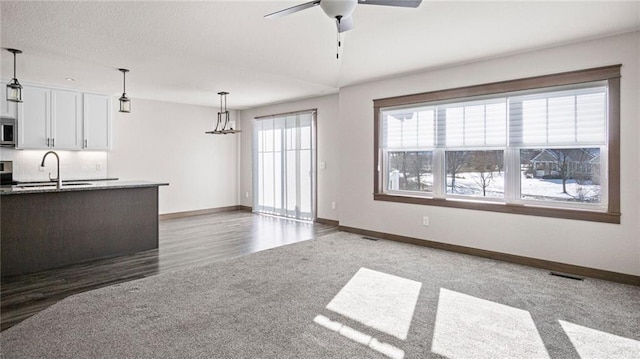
top-left (336, 16), bottom-right (341, 59)
top-left (13, 51), bottom-right (17, 79)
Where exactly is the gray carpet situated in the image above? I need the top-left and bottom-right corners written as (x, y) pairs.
top-left (1, 232), bottom-right (639, 358)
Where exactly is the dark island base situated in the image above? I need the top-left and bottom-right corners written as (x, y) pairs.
top-left (1, 187), bottom-right (159, 277)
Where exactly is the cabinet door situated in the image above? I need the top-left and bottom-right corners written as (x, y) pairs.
top-left (18, 86), bottom-right (50, 149)
top-left (83, 94), bottom-right (111, 150)
top-left (51, 90), bottom-right (82, 150)
top-left (0, 82), bottom-right (18, 118)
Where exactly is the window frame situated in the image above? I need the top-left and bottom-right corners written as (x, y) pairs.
top-left (373, 65), bottom-right (621, 224)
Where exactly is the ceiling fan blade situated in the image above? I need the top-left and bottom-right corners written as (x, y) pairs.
top-left (264, 0), bottom-right (321, 18)
top-left (336, 16), bottom-right (354, 33)
top-left (357, 0), bottom-right (422, 8)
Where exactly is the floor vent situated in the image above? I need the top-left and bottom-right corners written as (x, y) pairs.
top-left (550, 272), bottom-right (584, 281)
top-left (362, 236), bottom-right (380, 241)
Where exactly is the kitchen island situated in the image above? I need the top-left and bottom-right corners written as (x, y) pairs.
top-left (1, 180), bottom-right (168, 277)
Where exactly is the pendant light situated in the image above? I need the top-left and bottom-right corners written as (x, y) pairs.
top-left (206, 91), bottom-right (241, 135)
top-left (6, 48), bottom-right (23, 103)
top-left (118, 68), bottom-right (131, 113)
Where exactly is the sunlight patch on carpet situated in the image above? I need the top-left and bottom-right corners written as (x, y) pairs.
top-left (325, 267), bottom-right (422, 340)
top-left (559, 320), bottom-right (640, 359)
top-left (431, 288), bottom-right (549, 359)
top-left (314, 314), bottom-right (405, 359)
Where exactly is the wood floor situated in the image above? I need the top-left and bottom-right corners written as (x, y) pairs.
top-left (0, 210), bottom-right (338, 331)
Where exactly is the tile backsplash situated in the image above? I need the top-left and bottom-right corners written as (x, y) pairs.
top-left (0, 148), bottom-right (108, 181)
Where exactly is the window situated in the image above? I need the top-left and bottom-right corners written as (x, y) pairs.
top-left (383, 106), bottom-right (435, 194)
top-left (374, 65), bottom-right (621, 223)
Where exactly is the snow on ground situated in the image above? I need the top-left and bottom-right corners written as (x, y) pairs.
top-left (446, 172), bottom-right (504, 198)
top-left (519, 176), bottom-right (600, 202)
top-left (409, 172), bottom-right (600, 203)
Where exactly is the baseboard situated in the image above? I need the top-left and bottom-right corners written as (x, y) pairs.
top-left (338, 225), bottom-right (640, 287)
top-left (160, 206), bottom-right (244, 220)
top-left (315, 217), bottom-right (339, 227)
top-left (237, 205), bottom-right (253, 212)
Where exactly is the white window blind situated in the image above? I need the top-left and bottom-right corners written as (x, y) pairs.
top-left (439, 99), bottom-right (507, 147)
top-left (510, 86), bottom-right (607, 146)
top-left (382, 106), bottom-right (435, 149)
top-left (382, 84), bottom-right (606, 150)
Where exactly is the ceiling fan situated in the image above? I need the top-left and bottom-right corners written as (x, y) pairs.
top-left (265, 0), bottom-right (423, 33)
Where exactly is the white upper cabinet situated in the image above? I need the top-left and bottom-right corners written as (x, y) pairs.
top-left (17, 84), bottom-right (111, 151)
top-left (83, 93), bottom-right (111, 150)
top-left (51, 89), bottom-right (83, 150)
top-left (0, 82), bottom-right (18, 118)
top-left (18, 85), bottom-right (50, 149)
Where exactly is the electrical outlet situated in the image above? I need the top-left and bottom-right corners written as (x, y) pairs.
top-left (331, 201), bottom-right (336, 210)
top-left (423, 216), bottom-right (430, 226)
top-left (96, 163), bottom-right (102, 171)
top-left (245, 192), bottom-right (249, 198)
top-left (319, 161), bottom-right (326, 169)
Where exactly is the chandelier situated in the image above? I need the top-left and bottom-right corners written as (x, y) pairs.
top-left (206, 91), bottom-right (241, 134)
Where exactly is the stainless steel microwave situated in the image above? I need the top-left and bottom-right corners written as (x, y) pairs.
top-left (1, 117), bottom-right (16, 147)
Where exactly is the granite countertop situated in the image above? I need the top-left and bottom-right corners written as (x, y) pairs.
top-left (0, 180), bottom-right (169, 195)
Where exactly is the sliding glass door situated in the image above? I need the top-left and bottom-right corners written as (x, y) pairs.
top-left (253, 111), bottom-right (315, 221)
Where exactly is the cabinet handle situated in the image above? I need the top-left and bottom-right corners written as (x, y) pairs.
top-left (52, 138), bottom-right (55, 147)
top-left (47, 138), bottom-right (50, 147)
top-left (85, 139), bottom-right (88, 148)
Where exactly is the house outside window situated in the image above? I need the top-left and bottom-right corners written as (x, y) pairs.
top-left (373, 65), bottom-right (621, 223)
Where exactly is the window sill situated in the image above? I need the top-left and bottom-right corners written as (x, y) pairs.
top-left (373, 193), bottom-right (621, 224)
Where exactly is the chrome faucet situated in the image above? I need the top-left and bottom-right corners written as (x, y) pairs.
top-left (41, 151), bottom-right (62, 189)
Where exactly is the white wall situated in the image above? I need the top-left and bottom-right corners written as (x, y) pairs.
top-left (108, 98), bottom-right (238, 215)
top-left (338, 32), bottom-right (640, 276)
top-left (238, 94), bottom-right (340, 221)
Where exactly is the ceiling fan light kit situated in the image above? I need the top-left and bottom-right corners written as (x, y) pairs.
top-left (265, 0), bottom-right (422, 58)
top-left (206, 91), bottom-right (241, 135)
top-left (320, 0), bottom-right (357, 19)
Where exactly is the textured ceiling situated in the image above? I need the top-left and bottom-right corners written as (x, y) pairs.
top-left (1, 1), bottom-right (639, 109)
